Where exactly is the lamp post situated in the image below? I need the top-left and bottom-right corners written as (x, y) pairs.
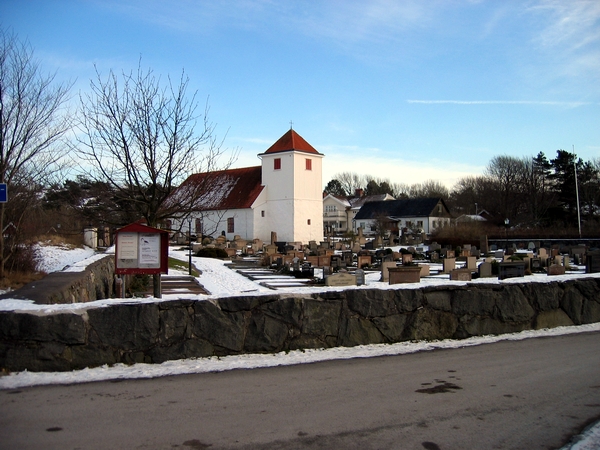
top-left (504, 218), bottom-right (509, 251)
top-left (188, 218), bottom-right (193, 276)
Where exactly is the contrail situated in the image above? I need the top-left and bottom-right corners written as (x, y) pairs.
top-left (406, 100), bottom-right (590, 106)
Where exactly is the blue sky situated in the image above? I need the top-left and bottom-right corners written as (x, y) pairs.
top-left (2, 0), bottom-right (599, 188)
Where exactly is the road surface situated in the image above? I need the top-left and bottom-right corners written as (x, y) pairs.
top-left (1, 331), bottom-right (599, 449)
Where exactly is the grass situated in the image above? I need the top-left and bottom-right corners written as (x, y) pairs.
top-left (0, 271), bottom-right (46, 290)
top-left (168, 257), bottom-right (200, 277)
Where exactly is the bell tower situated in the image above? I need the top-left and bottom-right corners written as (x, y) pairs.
top-left (258, 129), bottom-right (324, 243)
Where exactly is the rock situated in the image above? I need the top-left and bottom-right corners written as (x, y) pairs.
top-left (560, 285), bottom-right (585, 325)
top-left (406, 308), bottom-right (458, 341)
top-left (425, 290), bottom-right (452, 312)
top-left (0, 312), bottom-right (86, 344)
top-left (372, 314), bottom-right (408, 342)
top-left (534, 309), bottom-right (574, 329)
top-left (193, 301), bottom-right (247, 352)
top-left (345, 289), bottom-right (397, 318)
top-left (339, 317), bottom-right (386, 347)
top-left (87, 303), bottom-right (159, 350)
top-left (495, 285), bottom-right (535, 323)
top-left (244, 312), bottom-right (288, 353)
top-left (263, 297), bottom-right (303, 328)
top-left (301, 299), bottom-right (341, 337)
top-left (451, 287), bottom-right (496, 317)
top-left (521, 283), bottom-right (562, 311)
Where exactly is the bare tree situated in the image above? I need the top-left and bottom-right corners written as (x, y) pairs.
top-left (76, 62), bottom-right (235, 296)
top-left (335, 171), bottom-right (366, 196)
top-left (408, 180), bottom-right (449, 199)
top-left (76, 63), bottom-right (235, 226)
top-left (0, 29), bottom-right (72, 278)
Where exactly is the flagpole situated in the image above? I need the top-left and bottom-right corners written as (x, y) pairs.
top-left (573, 145), bottom-right (582, 239)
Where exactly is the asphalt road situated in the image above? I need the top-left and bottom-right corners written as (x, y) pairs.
top-left (1, 332), bottom-right (599, 450)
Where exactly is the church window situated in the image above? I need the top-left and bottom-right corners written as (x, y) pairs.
top-left (195, 218), bottom-right (203, 234)
top-left (305, 158), bottom-right (312, 170)
top-left (227, 217), bottom-right (234, 233)
top-left (261, 210), bottom-right (265, 217)
top-left (274, 158), bottom-right (281, 170)
top-left (307, 219), bottom-right (311, 225)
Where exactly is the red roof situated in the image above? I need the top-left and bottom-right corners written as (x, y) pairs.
top-left (177, 166), bottom-right (264, 211)
top-left (261, 129), bottom-right (321, 155)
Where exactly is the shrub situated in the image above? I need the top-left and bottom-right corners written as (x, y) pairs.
top-left (195, 247), bottom-right (228, 258)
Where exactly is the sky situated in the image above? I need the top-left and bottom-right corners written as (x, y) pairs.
top-left (2, 0), bottom-right (599, 189)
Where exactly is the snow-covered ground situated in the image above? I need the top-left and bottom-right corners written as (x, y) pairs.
top-left (1, 245), bottom-right (599, 449)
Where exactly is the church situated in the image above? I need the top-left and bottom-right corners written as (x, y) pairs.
top-left (173, 129), bottom-right (324, 244)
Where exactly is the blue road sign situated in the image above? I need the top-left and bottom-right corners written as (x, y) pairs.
top-left (0, 184), bottom-right (6, 203)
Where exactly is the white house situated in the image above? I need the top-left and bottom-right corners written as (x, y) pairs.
top-left (353, 198), bottom-right (452, 235)
top-left (172, 129), bottom-right (324, 244)
top-left (323, 192), bottom-right (395, 235)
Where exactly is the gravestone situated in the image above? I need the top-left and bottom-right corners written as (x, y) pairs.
top-left (498, 262), bottom-right (525, 280)
top-left (465, 256), bottom-right (477, 270)
top-left (326, 272), bottom-right (357, 287)
top-left (429, 242), bottom-right (441, 252)
top-left (380, 261), bottom-right (397, 282)
top-left (495, 250), bottom-right (504, 259)
top-left (446, 250), bottom-right (455, 259)
top-left (586, 252), bottom-right (600, 273)
top-left (531, 258), bottom-right (541, 271)
top-left (388, 266), bottom-right (421, 284)
top-left (450, 269), bottom-right (472, 281)
top-left (357, 255), bottom-right (372, 268)
top-left (563, 256), bottom-right (571, 268)
top-left (480, 235), bottom-right (489, 254)
top-left (547, 264), bottom-right (566, 276)
top-left (419, 264), bottom-right (430, 277)
top-left (355, 269), bottom-right (365, 286)
top-left (538, 248), bottom-right (548, 259)
top-left (442, 258), bottom-right (456, 273)
top-left (478, 262), bottom-right (493, 278)
top-left (401, 253), bottom-right (413, 265)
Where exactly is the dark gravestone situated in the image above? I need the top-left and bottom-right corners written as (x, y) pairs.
top-left (586, 252), bottom-right (600, 273)
top-left (498, 262), bottom-right (526, 280)
top-left (355, 269), bottom-right (365, 286)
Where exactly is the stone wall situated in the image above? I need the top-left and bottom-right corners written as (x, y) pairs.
top-left (0, 255), bottom-right (116, 305)
top-left (1, 278), bottom-right (600, 372)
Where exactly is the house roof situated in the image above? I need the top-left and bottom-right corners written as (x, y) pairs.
top-left (260, 129), bottom-right (322, 155)
top-left (349, 194), bottom-right (395, 209)
top-left (323, 193), bottom-right (351, 207)
top-left (176, 166), bottom-right (264, 211)
top-left (354, 198), bottom-right (449, 220)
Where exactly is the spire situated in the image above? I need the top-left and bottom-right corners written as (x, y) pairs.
top-left (261, 129), bottom-right (321, 155)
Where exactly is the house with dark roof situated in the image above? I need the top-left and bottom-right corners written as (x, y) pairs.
top-left (353, 198), bottom-right (452, 235)
top-left (172, 129), bottom-right (324, 244)
top-left (323, 192), bottom-right (395, 234)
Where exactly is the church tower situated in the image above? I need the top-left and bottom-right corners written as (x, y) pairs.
top-left (258, 129), bottom-right (324, 243)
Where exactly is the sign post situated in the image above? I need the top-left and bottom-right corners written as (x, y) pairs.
top-left (0, 184), bottom-right (7, 203)
top-left (114, 223), bottom-right (169, 298)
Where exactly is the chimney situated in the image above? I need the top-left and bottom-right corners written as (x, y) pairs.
top-left (355, 188), bottom-right (364, 197)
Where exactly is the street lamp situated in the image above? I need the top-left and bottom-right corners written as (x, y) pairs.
top-left (188, 218), bottom-right (193, 276)
top-left (504, 218), bottom-right (509, 251)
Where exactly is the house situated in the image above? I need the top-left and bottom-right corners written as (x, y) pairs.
top-left (172, 129), bottom-right (324, 244)
top-left (353, 198), bottom-right (452, 235)
top-left (323, 192), bottom-right (395, 235)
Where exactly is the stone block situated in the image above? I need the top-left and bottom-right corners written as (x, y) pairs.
top-left (389, 267), bottom-right (421, 284)
top-left (450, 269), bottom-right (472, 281)
top-left (547, 264), bottom-right (566, 276)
